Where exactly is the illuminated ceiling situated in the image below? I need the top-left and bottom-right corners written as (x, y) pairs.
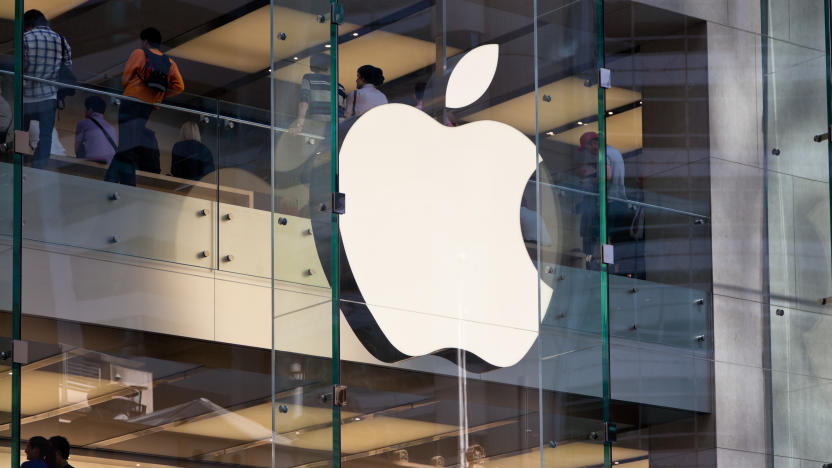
top-left (166, 6), bottom-right (355, 74)
top-left (285, 31), bottom-right (461, 94)
top-left (0, 0), bottom-right (86, 19)
top-left (481, 443), bottom-right (648, 468)
top-left (549, 106), bottom-right (644, 153)
top-left (167, 5), bottom-right (455, 93)
top-left (0, 369), bottom-right (130, 415)
top-left (464, 76), bottom-right (641, 141)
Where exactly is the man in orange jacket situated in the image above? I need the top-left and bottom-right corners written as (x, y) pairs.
top-left (106, 27), bottom-right (184, 185)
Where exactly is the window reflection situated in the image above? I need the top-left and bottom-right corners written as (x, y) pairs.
top-left (2, 0), bottom-right (721, 467)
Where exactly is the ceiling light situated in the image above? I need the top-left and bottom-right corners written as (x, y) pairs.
top-left (639, 100), bottom-right (643, 104)
top-left (355, 417), bottom-right (362, 421)
top-left (608, 111), bottom-right (613, 115)
top-left (577, 121), bottom-right (583, 125)
top-left (352, 32), bottom-right (359, 37)
top-left (295, 431), bottom-right (300, 435)
top-left (545, 131), bottom-right (554, 136)
top-left (136, 464), bottom-right (141, 467)
top-left (293, 56), bottom-right (299, 61)
top-left (324, 44), bottom-right (331, 48)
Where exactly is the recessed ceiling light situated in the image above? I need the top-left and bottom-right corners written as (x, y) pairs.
top-left (355, 417), bottom-right (361, 421)
top-left (324, 44), bottom-right (331, 48)
top-left (608, 111), bottom-right (613, 115)
top-left (577, 121), bottom-right (583, 125)
top-left (293, 57), bottom-right (299, 61)
top-left (352, 32), bottom-right (359, 37)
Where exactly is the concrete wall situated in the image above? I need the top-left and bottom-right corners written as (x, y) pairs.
top-left (635, 0), bottom-right (831, 466)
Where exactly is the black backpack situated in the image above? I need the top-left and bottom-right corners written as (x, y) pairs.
top-left (139, 48), bottom-right (171, 92)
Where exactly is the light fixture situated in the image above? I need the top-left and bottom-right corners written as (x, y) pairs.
top-left (293, 56), bottom-right (299, 61)
top-left (577, 121), bottom-right (583, 125)
top-left (355, 417), bottom-right (361, 421)
top-left (295, 431), bottom-right (300, 435)
top-left (639, 100), bottom-right (643, 104)
top-left (608, 111), bottom-right (613, 115)
top-left (545, 131), bottom-right (554, 136)
top-left (324, 44), bottom-right (331, 48)
top-left (352, 32), bottom-right (359, 37)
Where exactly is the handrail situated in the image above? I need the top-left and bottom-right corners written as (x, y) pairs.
top-left (1, 70), bottom-right (326, 139)
top-left (538, 181), bottom-right (711, 220)
top-left (5, 71), bottom-right (712, 220)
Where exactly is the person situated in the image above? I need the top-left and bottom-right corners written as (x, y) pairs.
top-left (48, 436), bottom-right (73, 468)
top-left (171, 121), bottom-right (214, 180)
top-left (22, 9), bottom-right (71, 169)
top-left (578, 131), bottom-right (632, 273)
top-left (343, 65), bottom-right (387, 119)
top-left (75, 96), bottom-right (117, 164)
top-left (288, 54), bottom-right (345, 137)
top-left (414, 82), bottom-right (426, 110)
top-left (29, 122), bottom-right (67, 156)
top-left (0, 89), bottom-right (11, 146)
top-left (22, 436), bottom-right (55, 468)
top-left (413, 82), bottom-right (453, 126)
top-left (107, 27), bottom-right (184, 186)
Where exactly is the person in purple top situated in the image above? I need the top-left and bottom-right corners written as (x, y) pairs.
top-left (22, 436), bottom-right (55, 468)
top-left (75, 96), bottom-right (117, 164)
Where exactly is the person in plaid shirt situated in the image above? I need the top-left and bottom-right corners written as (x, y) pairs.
top-left (22, 9), bottom-right (70, 169)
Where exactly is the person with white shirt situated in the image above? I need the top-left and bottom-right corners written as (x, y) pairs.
top-left (344, 65), bottom-right (388, 119)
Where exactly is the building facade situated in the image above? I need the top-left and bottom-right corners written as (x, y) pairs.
top-left (0, 0), bottom-right (829, 467)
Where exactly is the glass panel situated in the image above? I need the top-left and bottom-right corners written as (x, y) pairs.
top-left (272, 1), bottom-right (335, 468)
top-left (765, 1), bottom-right (832, 462)
top-left (15, 2), bottom-right (279, 468)
top-left (0, 18), bottom-right (16, 464)
top-left (326, 0), bottom-right (609, 467)
top-left (603, 2), bottom-right (716, 463)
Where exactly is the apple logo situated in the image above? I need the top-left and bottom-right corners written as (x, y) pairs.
top-left (310, 44), bottom-right (555, 371)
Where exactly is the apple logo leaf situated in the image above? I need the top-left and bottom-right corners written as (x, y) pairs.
top-left (445, 44), bottom-right (499, 109)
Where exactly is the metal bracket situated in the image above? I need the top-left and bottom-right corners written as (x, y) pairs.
top-left (602, 244), bottom-right (614, 265)
top-left (599, 68), bottom-right (611, 89)
top-left (604, 422), bottom-right (617, 443)
top-left (15, 130), bottom-right (31, 155)
top-left (813, 125), bottom-right (832, 143)
top-left (331, 3), bottom-right (345, 25)
top-left (333, 384), bottom-right (347, 407)
top-left (332, 192), bottom-right (346, 215)
top-left (13, 339), bottom-right (28, 365)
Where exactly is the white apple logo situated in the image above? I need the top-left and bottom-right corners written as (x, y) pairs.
top-left (338, 44), bottom-right (554, 369)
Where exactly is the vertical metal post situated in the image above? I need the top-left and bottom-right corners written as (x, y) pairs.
top-left (329, 2), bottom-right (341, 467)
top-left (595, 0), bottom-right (612, 466)
top-left (268, 3), bottom-right (276, 468)
top-left (12, 0), bottom-right (24, 466)
top-left (825, 0), bottom-right (832, 273)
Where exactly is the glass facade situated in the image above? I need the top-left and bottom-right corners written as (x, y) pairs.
top-left (0, 1), bottom-right (829, 467)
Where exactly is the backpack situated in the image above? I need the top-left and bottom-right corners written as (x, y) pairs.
top-left (139, 48), bottom-right (171, 92)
